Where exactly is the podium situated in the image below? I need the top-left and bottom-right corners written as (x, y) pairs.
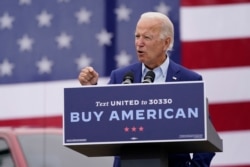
top-left (63, 81), bottom-right (222, 167)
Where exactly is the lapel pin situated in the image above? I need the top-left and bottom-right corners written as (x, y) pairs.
top-left (172, 76), bottom-right (177, 80)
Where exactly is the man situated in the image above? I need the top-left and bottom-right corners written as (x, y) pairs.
top-left (78, 12), bottom-right (215, 167)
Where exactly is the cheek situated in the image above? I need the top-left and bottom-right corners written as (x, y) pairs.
top-left (148, 44), bottom-right (158, 53)
top-left (153, 42), bottom-right (164, 52)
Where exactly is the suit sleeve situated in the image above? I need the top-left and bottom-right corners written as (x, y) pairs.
top-left (108, 70), bottom-right (117, 84)
top-left (190, 152), bottom-right (215, 167)
top-left (108, 70), bottom-right (124, 84)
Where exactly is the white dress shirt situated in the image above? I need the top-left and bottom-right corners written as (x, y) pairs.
top-left (141, 56), bottom-right (170, 83)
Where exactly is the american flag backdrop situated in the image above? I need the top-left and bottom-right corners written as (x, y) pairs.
top-left (0, 0), bottom-right (250, 166)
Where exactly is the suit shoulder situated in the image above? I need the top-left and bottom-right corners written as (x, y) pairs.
top-left (170, 61), bottom-right (202, 81)
top-left (109, 63), bottom-right (141, 84)
top-left (111, 63), bottom-right (141, 74)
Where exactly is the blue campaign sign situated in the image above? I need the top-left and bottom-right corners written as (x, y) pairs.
top-left (63, 81), bottom-right (207, 145)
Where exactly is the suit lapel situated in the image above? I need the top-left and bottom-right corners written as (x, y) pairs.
top-left (128, 60), bottom-right (180, 83)
top-left (166, 59), bottom-right (180, 82)
top-left (130, 63), bottom-right (142, 83)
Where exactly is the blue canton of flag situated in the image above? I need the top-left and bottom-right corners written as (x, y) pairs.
top-left (0, 0), bottom-right (180, 84)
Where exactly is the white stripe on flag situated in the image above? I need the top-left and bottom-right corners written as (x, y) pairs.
top-left (211, 130), bottom-right (250, 166)
top-left (1, 80), bottom-right (249, 165)
top-left (1, 67), bottom-right (249, 119)
top-left (195, 66), bottom-right (250, 104)
top-left (181, 3), bottom-right (250, 41)
top-left (0, 78), bottom-right (109, 119)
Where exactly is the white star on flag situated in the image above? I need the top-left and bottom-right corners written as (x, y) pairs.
top-left (155, 2), bottom-right (171, 15)
top-left (36, 10), bottom-right (53, 27)
top-left (75, 8), bottom-right (92, 24)
top-left (96, 29), bottom-right (113, 46)
top-left (75, 54), bottom-right (92, 70)
top-left (19, 0), bottom-right (32, 5)
top-left (0, 59), bottom-right (14, 77)
top-left (0, 12), bottom-right (15, 30)
top-left (36, 56), bottom-right (53, 74)
top-left (115, 50), bottom-right (132, 67)
top-left (17, 34), bottom-right (34, 52)
top-left (115, 4), bottom-right (132, 21)
top-left (55, 32), bottom-right (73, 49)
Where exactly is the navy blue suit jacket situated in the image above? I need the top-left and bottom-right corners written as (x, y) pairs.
top-left (109, 60), bottom-right (202, 84)
top-left (108, 60), bottom-right (215, 167)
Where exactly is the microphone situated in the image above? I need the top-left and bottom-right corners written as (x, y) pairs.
top-left (142, 71), bottom-right (155, 83)
top-left (122, 72), bottom-right (134, 84)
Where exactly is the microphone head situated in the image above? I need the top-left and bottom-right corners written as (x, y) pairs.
top-left (143, 70), bottom-right (155, 83)
top-left (122, 71), bottom-right (134, 84)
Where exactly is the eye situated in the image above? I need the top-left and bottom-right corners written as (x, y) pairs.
top-left (144, 36), bottom-right (151, 40)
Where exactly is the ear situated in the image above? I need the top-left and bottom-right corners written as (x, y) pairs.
top-left (163, 37), bottom-right (171, 51)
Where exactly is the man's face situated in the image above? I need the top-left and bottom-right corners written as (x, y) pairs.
top-left (135, 18), bottom-right (169, 69)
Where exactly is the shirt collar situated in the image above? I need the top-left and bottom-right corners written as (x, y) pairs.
top-left (141, 55), bottom-right (170, 81)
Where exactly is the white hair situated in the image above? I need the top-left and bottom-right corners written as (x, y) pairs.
top-left (140, 12), bottom-right (174, 51)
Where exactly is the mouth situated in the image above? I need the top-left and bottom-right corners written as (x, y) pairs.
top-left (137, 50), bottom-right (144, 54)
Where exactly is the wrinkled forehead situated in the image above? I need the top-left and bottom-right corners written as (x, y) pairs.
top-left (135, 18), bottom-right (162, 35)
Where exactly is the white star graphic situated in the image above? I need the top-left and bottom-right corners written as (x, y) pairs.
top-left (115, 50), bottom-right (132, 68)
top-left (75, 8), bottom-right (92, 24)
top-left (0, 59), bottom-right (14, 77)
top-left (19, 0), bottom-right (32, 5)
top-left (36, 10), bottom-right (53, 27)
top-left (115, 4), bottom-right (132, 21)
top-left (36, 56), bottom-right (53, 74)
top-left (55, 32), bottom-right (73, 49)
top-left (96, 29), bottom-right (113, 46)
top-left (17, 34), bottom-right (34, 52)
top-left (75, 54), bottom-right (92, 70)
top-left (154, 2), bottom-right (171, 15)
top-left (0, 12), bottom-right (15, 30)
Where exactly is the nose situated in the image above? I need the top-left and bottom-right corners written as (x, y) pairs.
top-left (135, 37), bottom-right (144, 47)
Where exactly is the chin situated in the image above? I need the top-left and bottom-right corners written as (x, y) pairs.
top-left (137, 55), bottom-right (145, 61)
top-left (138, 58), bottom-right (145, 63)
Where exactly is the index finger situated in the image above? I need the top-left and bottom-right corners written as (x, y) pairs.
top-left (85, 66), bottom-right (94, 73)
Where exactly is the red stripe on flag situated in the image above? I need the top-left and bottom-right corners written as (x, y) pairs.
top-left (181, 0), bottom-right (250, 6)
top-left (0, 116), bottom-right (62, 128)
top-left (182, 38), bottom-right (250, 69)
top-left (1, 102), bottom-right (250, 132)
top-left (209, 101), bottom-right (250, 132)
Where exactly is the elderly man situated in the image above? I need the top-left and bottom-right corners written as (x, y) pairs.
top-left (78, 12), bottom-right (215, 167)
